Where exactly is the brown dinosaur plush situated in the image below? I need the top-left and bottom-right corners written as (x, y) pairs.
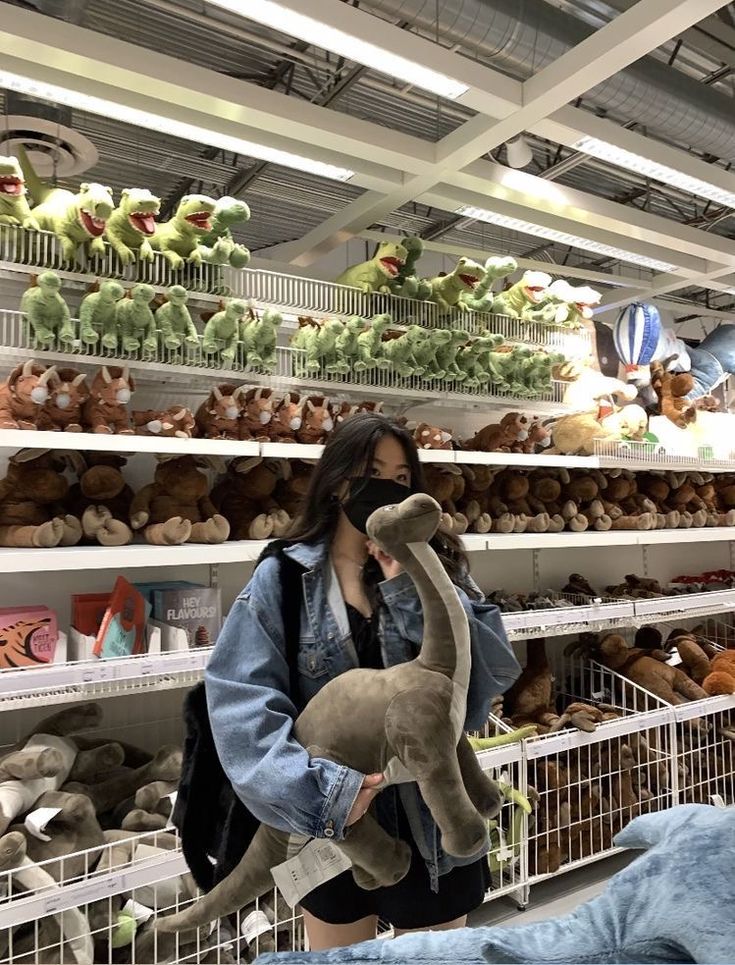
top-left (240, 387), bottom-right (276, 442)
top-left (129, 455), bottom-right (230, 545)
top-left (66, 452), bottom-right (135, 545)
top-left (195, 384), bottom-right (245, 440)
top-left (457, 465), bottom-right (497, 534)
top-left (37, 367), bottom-right (88, 432)
top-left (269, 392), bottom-right (304, 442)
top-left (82, 366), bottom-right (135, 435)
top-left (210, 456), bottom-right (291, 540)
top-left (423, 464), bottom-right (468, 535)
top-left (0, 449), bottom-right (82, 548)
top-left (156, 493), bottom-right (502, 935)
top-left (0, 360), bottom-right (57, 429)
top-left (297, 396), bottom-right (334, 445)
top-left (650, 360), bottom-right (696, 428)
top-left (274, 459), bottom-right (314, 519)
top-left (465, 412), bottom-right (528, 452)
top-left (134, 405), bottom-right (196, 438)
top-left (413, 422), bottom-right (453, 451)
top-left (671, 630), bottom-right (735, 696)
top-left (596, 632), bottom-right (708, 704)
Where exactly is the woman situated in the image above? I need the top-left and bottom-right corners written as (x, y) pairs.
top-left (206, 412), bottom-right (520, 951)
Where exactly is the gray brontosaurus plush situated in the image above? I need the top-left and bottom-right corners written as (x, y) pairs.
top-left (157, 492), bottom-right (501, 934)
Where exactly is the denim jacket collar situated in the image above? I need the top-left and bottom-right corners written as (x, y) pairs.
top-left (282, 539), bottom-right (329, 571)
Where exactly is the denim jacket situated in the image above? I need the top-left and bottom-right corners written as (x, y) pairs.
top-left (205, 539), bottom-right (520, 885)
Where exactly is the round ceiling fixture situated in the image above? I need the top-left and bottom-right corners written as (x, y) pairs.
top-left (505, 135), bottom-right (534, 170)
top-left (0, 115), bottom-right (99, 179)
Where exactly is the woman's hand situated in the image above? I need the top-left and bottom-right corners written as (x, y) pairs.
top-left (346, 772), bottom-right (384, 826)
top-left (366, 541), bottom-right (403, 580)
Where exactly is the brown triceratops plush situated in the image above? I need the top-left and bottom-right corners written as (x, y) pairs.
top-left (195, 383), bottom-right (245, 440)
top-left (37, 368), bottom-right (88, 432)
top-left (0, 449), bottom-right (82, 547)
top-left (269, 392), bottom-right (304, 442)
top-left (0, 360), bottom-right (57, 429)
top-left (210, 456), bottom-right (291, 539)
top-left (156, 493), bottom-right (502, 936)
top-left (133, 405), bottom-right (196, 438)
top-left (65, 452), bottom-right (135, 545)
top-left (296, 395), bottom-right (334, 445)
top-left (129, 454), bottom-right (230, 545)
top-left (239, 386), bottom-right (275, 442)
top-left (82, 365), bottom-right (135, 434)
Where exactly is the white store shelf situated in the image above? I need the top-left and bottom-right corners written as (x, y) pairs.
top-left (502, 598), bottom-right (635, 640)
top-left (632, 588), bottom-right (735, 621)
top-left (0, 428), bottom-right (260, 457)
top-left (486, 526), bottom-right (735, 550)
top-left (261, 441), bottom-right (324, 460)
top-left (454, 450), bottom-right (598, 468)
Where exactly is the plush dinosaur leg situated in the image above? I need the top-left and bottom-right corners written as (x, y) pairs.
top-left (67, 743), bottom-right (125, 783)
top-left (0, 521), bottom-right (64, 548)
top-left (156, 823), bottom-right (289, 934)
top-left (455, 733), bottom-right (503, 819)
top-left (385, 691), bottom-right (487, 858)
top-left (0, 747), bottom-right (65, 780)
top-left (63, 746), bottom-right (181, 814)
top-left (339, 811), bottom-right (412, 890)
top-left (143, 517), bottom-right (192, 545)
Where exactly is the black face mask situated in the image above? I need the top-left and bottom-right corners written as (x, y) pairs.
top-left (343, 477), bottom-right (411, 535)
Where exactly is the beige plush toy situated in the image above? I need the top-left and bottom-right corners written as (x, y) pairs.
top-left (157, 493), bottom-right (501, 934)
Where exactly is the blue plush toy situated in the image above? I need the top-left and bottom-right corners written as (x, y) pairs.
top-left (257, 805), bottom-right (734, 964)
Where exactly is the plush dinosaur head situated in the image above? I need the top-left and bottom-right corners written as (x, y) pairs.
top-left (226, 298), bottom-right (248, 318)
top-left (77, 182), bottom-right (114, 237)
top-left (130, 283), bottom-right (155, 305)
top-left (519, 270), bottom-right (552, 304)
top-left (99, 280), bottom-right (125, 302)
top-left (37, 270), bottom-right (62, 295)
top-left (367, 492), bottom-right (441, 564)
top-left (0, 156), bottom-right (25, 198)
top-left (166, 284), bottom-right (188, 306)
top-left (174, 194), bottom-right (216, 234)
top-left (213, 195), bottom-right (251, 227)
top-left (118, 188), bottom-right (160, 237)
top-left (370, 313), bottom-right (393, 334)
top-left (374, 241), bottom-right (407, 280)
top-left (450, 256), bottom-right (485, 291)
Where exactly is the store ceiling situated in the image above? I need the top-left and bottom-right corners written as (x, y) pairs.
top-left (2, 0), bottom-right (735, 320)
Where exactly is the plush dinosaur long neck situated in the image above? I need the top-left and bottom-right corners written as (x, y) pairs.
top-left (15, 146), bottom-right (47, 205)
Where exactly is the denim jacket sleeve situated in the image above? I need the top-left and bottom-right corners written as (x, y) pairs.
top-left (378, 570), bottom-right (520, 732)
top-left (205, 557), bottom-right (364, 841)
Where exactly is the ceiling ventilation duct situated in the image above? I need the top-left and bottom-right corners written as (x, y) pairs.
top-left (0, 93), bottom-right (98, 178)
top-left (364, 0), bottom-right (735, 163)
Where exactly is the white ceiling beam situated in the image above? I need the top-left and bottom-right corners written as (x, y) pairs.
top-left (268, 0), bottom-right (730, 263)
top-left (596, 266), bottom-right (735, 315)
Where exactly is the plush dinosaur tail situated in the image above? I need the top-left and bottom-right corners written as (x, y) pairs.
top-left (155, 824), bottom-right (288, 933)
top-left (15, 145), bottom-right (48, 204)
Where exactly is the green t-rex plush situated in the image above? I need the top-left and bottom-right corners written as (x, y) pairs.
top-left (20, 271), bottom-right (75, 348)
top-left (334, 316), bottom-right (367, 374)
top-left (354, 313), bottom-right (392, 371)
top-left (79, 280), bottom-right (125, 347)
top-left (198, 195), bottom-right (251, 268)
top-left (456, 334), bottom-right (505, 389)
top-left (383, 328), bottom-right (421, 378)
top-left (105, 188), bottom-right (160, 266)
top-left (241, 308), bottom-right (282, 371)
top-left (491, 270), bottom-right (552, 318)
top-left (150, 194), bottom-right (216, 269)
top-left (460, 256), bottom-right (518, 312)
top-left (302, 318), bottom-right (344, 373)
top-left (202, 298), bottom-right (247, 365)
top-left (114, 284), bottom-right (158, 358)
top-left (335, 241), bottom-right (407, 294)
top-left (427, 257), bottom-right (486, 313)
top-left (410, 327), bottom-right (452, 380)
top-left (0, 155), bottom-right (40, 230)
top-left (18, 146), bottom-right (113, 264)
top-left (156, 285), bottom-right (199, 351)
top-left (156, 493), bottom-right (502, 937)
top-left (389, 236), bottom-right (432, 300)
top-left (434, 329), bottom-right (469, 382)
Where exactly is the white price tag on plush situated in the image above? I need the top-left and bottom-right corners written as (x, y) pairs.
top-left (122, 899), bottom-right (154, 924)
top-left (271, 839), bottom-right (352, 908)
top-left (241, 909), bottom-right (272, 944)
top-left (165, 790), bottom-right (178, 807)
top-left (711, 793), bottom-right (727, 808)
top-left (25, 807), bottom-right (62, 842)
top-left (495, 827), bottom-right (514, 863)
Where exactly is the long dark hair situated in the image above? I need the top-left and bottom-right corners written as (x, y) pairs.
top-left (285, 412), bottom-right (475, 595)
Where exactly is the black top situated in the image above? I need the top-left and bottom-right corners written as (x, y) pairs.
top-left (345, 603), bottom-right (384, 670)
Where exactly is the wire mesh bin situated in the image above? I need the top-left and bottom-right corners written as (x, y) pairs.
top-left (522, 651), bottom-right (676, 884)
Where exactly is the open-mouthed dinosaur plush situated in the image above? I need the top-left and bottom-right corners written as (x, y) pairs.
top-left (157, 492), bottom-right (501, 933)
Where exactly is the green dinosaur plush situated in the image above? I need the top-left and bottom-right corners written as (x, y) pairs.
top-left (335, 241), bottom-right (407, 294)
top-left (114, 284), bottom-right (158, 357)
top-left (150, 194), bottom-right (216, 269)
top-left (0, 155), bottom-right (39, 230)
top-left (383, 328), bottom-right (421, 378)
top-left (354, 313), bottom-right (392, 371)
top-left (156, 285), bottom-right (199, 351)
top-left (299, 318), bottom-right (343, 373)
top-left (20, 271), bottom-right (75, 348)
top-left (491, 270), bottom-right (551, 318)
top-left (427, 257), bottom-right (486, 313)
top-left (410, 327), bottom-right (452, 380)
top-left (460, 256), bottom-right (518, 312)
top-left (18, 146), bottom-right (113, 264)
top-left (334, 315), bottom-right (367, 374)
top-left (105, 188), bottom-right (160, 266)
top-left (434, 329), bottom-right (469, 383)
top-left (202, 298), bottom-right (246, 365)
top-left (79, 280), bottom-right (125, 347)
top-left (456, 334), bottom-right (504, 388)
top-left (527, 280), bottom-right (600, 329)
top-left (241, 308), bottom-right (282, 371)
top-left (389, 236), bottom-right (431, 300)
top-left (198, 195), bottom-right (251, 268)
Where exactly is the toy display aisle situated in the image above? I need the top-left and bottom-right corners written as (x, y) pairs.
top-left (0, 230), bottom-right (734, 964)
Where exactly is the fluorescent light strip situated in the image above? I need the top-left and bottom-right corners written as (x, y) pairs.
top-left (209, 0), bottom-right (470, 100)
top-left (457, 205), bottom-right (676, 273)
top-left (573, 135), bottom-right (735, 210)
top-left (0, 69), bottom-right (354, 183)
